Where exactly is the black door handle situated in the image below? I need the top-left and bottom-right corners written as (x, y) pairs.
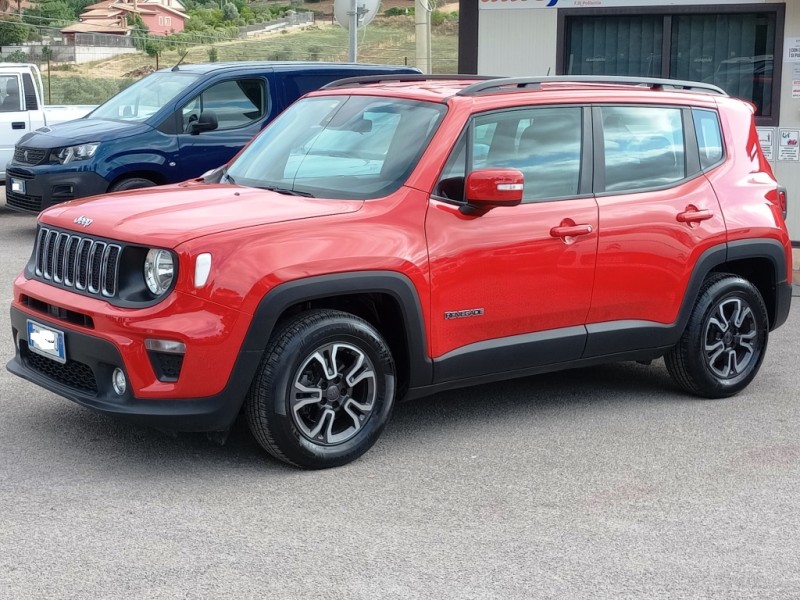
top-left (12, 122), bottom-right (26, 130)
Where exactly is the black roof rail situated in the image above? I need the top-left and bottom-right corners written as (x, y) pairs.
top-left (457, 76), bottom-right (728, 97)
top-left (321, 74), bottom-right (499, 90)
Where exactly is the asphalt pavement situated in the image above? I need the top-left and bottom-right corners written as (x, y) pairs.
top-left (1, 190), bottom-right (800, 599)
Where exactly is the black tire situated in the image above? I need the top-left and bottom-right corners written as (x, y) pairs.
top-left (109, 177), bottom-right (157, 192)
top-left (665, 273), bottom-right (769, 398)
top-left (245, 309), bottom-right (396, 469)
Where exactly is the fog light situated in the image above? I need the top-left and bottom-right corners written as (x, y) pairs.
top-left (112, 368), bottom-right (127, 396)
top-left (145, 339), bottom-right (186, 354)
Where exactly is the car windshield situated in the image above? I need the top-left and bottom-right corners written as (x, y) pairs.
top-left (225, 95), bottom-right (447, 199)
top-left (88, 71), bottom-right (200, 122)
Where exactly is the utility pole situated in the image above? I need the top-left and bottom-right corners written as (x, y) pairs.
top-left (415, 0), bottom-right (432, 74)
top-left (348, 0), bottom-right (358, 62)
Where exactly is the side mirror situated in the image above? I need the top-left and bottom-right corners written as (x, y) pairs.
top-left (189, 110), bottom-right (218, 135)
top-left (462, 169), bottom-right (524, 213)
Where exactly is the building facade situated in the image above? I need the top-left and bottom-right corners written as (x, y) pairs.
top-left (458, 0), bottom-right (800, 243)
top-left (62, 0), bottom-right (186, 37)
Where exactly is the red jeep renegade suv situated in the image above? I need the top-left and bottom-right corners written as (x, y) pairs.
top-left (8, 75), bottom-right (793, 469)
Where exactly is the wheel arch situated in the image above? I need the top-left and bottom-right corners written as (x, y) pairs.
top-left (713, 239), bottom-right (790, 331)
top-left (107, 170), bottom-right (167, 191)
top-left (243, 271), bottom-right (433, 395)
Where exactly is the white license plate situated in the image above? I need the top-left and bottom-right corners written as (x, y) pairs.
top-left (27, 320), bottom-right (66, 364)
top-left (10, 177), bottom-right (25, 194)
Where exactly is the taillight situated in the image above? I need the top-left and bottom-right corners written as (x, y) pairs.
top-left (777, 186), bottom-right (787, 219)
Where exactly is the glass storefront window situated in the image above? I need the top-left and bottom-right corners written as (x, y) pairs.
top-left (563, 8), bottom-right (781, 124)
top-left (670, 14), bottom-right (775, 119)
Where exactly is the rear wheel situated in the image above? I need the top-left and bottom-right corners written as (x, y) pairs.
top-left (665, 273), bottom-right (768, 398)
top-left (109, 177), bottom-right (157, 192)
top-left (246, 309), bottom-right (396, 469)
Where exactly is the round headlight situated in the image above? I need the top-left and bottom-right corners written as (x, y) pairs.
top-left (144, 249), bottom-right (174, 296)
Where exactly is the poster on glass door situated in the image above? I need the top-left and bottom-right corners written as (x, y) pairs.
top-left (778, 129), bottom-right (800, 162)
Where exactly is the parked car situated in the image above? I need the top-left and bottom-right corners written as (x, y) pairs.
top-left (7, 75), bottom-right (792, 469)
top-left (0, 63), bottom-right (95, 182)
top-left (4, 61), bottom-right (420, 213)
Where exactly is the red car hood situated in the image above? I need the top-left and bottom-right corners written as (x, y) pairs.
top-left (39, 185), bottom-right (363, 247)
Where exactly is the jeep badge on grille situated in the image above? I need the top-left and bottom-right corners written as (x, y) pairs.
top-left (73, 216), bottom-right (93, 228)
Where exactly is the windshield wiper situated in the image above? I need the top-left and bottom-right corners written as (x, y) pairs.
top-left (221, 168), bottom-right (235, 185)
top-left (262, 186), bottom-right (315, 198)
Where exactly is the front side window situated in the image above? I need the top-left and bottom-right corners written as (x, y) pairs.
top-left (434, 107), bottom-right (582, 203)
top-left (0, 75), bottom-right (22, 112)
top-left (225, 95), bottom-right (446, 199)
top-left (562, 7), bottom-right (782, 124)
top-left (181, 78), bottom-right (265, 132)
top-left (602, 106), bottom-right (685, 193)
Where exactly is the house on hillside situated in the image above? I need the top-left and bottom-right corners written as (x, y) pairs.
top-left (0, 0), bottom-right (33, 16)
top-left (61, 0), bottom-right (187, 37)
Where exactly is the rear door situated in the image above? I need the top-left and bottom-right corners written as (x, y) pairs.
top-left (584, 104), bottom-right (726, 356)
top-left (0, 73), bottom-right (30, 177)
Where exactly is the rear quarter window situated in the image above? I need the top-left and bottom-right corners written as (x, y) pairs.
top-left (692, 109), bottom-right (724, 169)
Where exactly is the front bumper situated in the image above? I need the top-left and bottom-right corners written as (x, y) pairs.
top-left (7, 289), bottom-right (263, 432)
top-left (5, 165), bottom-right (108, 213)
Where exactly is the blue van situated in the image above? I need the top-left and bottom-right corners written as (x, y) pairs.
top-left (5, 61), bottom-right (420, 213)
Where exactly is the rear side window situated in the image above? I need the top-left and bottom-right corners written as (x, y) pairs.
top-left (602, 106), bottom-right (686, 193)
top-left (21, 73), bottom-right (38, 111)
top-left (692, 109), bottom-right (724, 169)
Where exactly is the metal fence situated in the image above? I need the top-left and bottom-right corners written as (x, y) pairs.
top-left (239, 11), bottom-right (315, 36)
top-left (73, 33), bottom-right (135, 48)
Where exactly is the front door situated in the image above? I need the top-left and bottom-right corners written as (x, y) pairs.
top-left (175, 77), bottom-right (268, 180)
top-left (425, 106), bottom-right (598, 381)
top-left (0, 74), bottom-right (29, 176)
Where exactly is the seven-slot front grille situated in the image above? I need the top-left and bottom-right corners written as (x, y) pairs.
top-left (35, 227), bottom-right (122, 297)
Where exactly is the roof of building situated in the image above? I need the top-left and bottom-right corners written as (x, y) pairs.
top-left (61, 22), bottom-right (130, 33)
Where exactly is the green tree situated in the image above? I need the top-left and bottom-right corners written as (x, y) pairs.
top-left (144, 38), bottom-right (163, 57)
top-left (127, 13), bottom-right (149, 51)
top-left (222, 2), bottom-right (239, 22)
top-left (25, 0), bottom-right (74, 23)
top-left (0, 16), bottom-right (30, 45)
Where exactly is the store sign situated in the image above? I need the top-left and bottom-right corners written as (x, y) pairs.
top-left (480, 0), bottom-right (764, 9)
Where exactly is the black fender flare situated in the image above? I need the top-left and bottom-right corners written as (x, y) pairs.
top-left (584, 238), bottom-right (789, 356)
top-left (241, 270), bottom-right (433, 394)
top-left (727, 238), bottom-right (792, 330)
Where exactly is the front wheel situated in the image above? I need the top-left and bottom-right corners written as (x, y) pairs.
top-left (246, 309), bottom-right (396, 469)
top-left (665, 273), bottom-right (769, 398)
top-left (109, 177), bottom-right (157, 192)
